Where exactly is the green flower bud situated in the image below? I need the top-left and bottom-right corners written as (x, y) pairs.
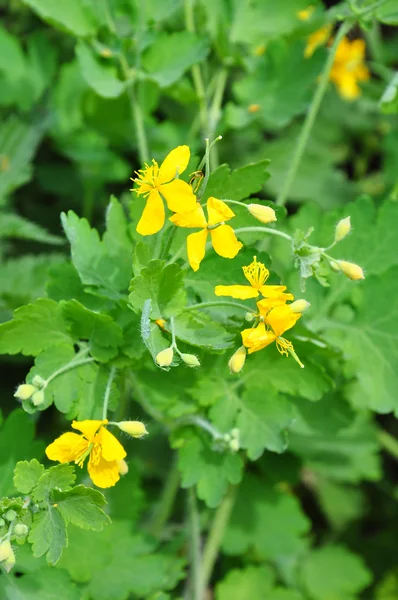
top-left (230, 428), bottom-right (239, 438)
top-left (290, 299), bottom-right (311, 314)
top-left (228, 346), bottom-right (246, 374)
top-left (14, 384), bottom-right (36, 401)
top-left (32, 375), bottom-right (46, 388)
top-left (31, 390), bottom-right (45, 407)
top-left (229, 439), bottom-right (240, 452)
top-left (4, 510), bottom-right (17, 522)
top-left (0, 540), bottom-right (12, 562)
top-left (245, 312), bottom-right (255, 322)
top-left (155, 347), bottom-right (174, 367)
top-left (180, 353), bottom-right (200, 368)
top-left (334, 216), bottom-right (351, 242)
top-left (14, 523), bottom-right (29, 537)
top-left (116, 421), bottom-right (148, 439)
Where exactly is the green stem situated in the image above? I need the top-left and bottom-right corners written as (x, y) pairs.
top-left (200, 485), bottom-right (237, 594)
top-left (365, 20), bottom-right (384, 64)
top-left (184, 300), bottom-right (252, 314)
top-left (44, 354), bottom-right (95, 388)
top-left (208, 68), bottom-right (228, 169)
top-left (160, 225), bottom-right (178, 260)
top-left (119, 55), bottom-right (149, 164)
top-left (234, 226), bottom-right (293, 242)
top-left (276, 20), bottom-right (352, 206)
top-left (184, 0), bottom-right (208, 136)
top-left (378, 429), bottom-right (398, 461)
top-left (102, 366), bottom-right (116, 420)
top-left (149, 457), bottom-right (181, 537)
top-left (188, 488), bottom-right (202, 600)
top-left (175, 415), bottom-right (223, 441)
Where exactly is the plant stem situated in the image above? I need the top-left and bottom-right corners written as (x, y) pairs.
top-left (200, 485), bottom-right (237, 594)
top-left (160, 225), bottom-right (178, 260)
top-left (209, 68), bottom-right (228, 168)
top-left (188, 488), bottom-right (202, 600)
top-left (234, 226), bottom-right (293, 242)
top-left (378, 429), bottom-right (398, 461)
top-left (44, 354), bottom-right (95, 387)
top-left (149, 457), bottom-right (181, 537)
top-left (276, 20), bottom-right (352, 206)
top-left (119, 54), bottom-right (149, 164)
top-left (102, 366), bottom-right (116, 420)
top-left (184, 0), bottom-right (208, 136)
top-left (184, 300), bottom-right (252, 314)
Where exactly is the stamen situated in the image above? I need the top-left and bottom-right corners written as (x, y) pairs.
top-left (243, 256), bottom-right (269, 288)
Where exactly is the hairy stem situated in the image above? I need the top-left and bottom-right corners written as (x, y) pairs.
top-left (234, 226), bottom-right (293, 242)
top-left (44, 353), bottom-right (95, 387)
top-left (184, 0), bottom-right (208, 136)
top-left (276, 20), bottom-right (351, 206)
top-left (102, 366), bottom-right (116, 420)
top-left (119, 54), bottom-right (149, 164)
top-left (184, 300), bottom-right (252, 314)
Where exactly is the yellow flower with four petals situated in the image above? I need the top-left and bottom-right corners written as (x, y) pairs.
top-left (45, 419), bottom-right (126, 489)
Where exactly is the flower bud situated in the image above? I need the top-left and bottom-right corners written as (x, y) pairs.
top-left (230, 428), bottom-right (239, 438)
top-left (330, 260), bottom-right (340, 272)
top-left (117, 459), bottom-right (129, 476)
top-left (117, 421), bottom-right (148, 438)
top-left (32, 375), bottom-right (46, 388)
top-left (337, 260), bottom-right (365, 281)
top-left (247, 204), bottom-right (277, 224)
top-left (14, 384), bottom-right (36, 401)
top-left (228, 346), bottom-right (247, 374)
top-left (180, 353), bottom-right (200, 368)
top-left (4, 510), bottom-right (17, 522)
top-left (290, 299), bottom-right (310, 314)
top-left (245, 312), bottom-right (255, 322)
top-left (0, 540), bottom-right (12, 562)
top-left (32, 390), bottom-right (45, 407)
top-left (14, 523), bottom-right (28, 537)
top-left (229, 438), bottom-right (240, 452)
top-left (334, 216), bottom-right (351, 242)
top-left (2, 548), bottom-right (15, 573)
top-left (156, 347), bottom-right (174, 367)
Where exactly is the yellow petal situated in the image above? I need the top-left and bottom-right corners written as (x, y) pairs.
top-left (170, 205), bottom-right (207, 229)
top-left (266, 305), bottom-right (300, 337)
top-left (214, 285), bottom-right (259, 299)
top-left (336, 73), bottom-right (360, 100)
top-left (72, 419), bottom-right (108, 441)
top-left (210, 225), bottom-right (243, 259)
top-left (241, 322), bottom-right (276, 354)
top-left (88, 455), bottom-right (120, 488)
top-left (260, 285), bottom-right (294, 301)
top-left (187, 229), bottom-right (208, 271)
top-left (160, 179), bottom-right (197, 213)
top-left (159, 145), bottom-right (190, 183)
top-left (46, 432), bottom-right (88, 463)
top-left (257, 296), bottom-right (290, 316)
top-left (207, 197), bottom-right (236, 226)
top-left (97, 426), bottom-right (127, 461)
top-left (136, 190), bottom-right (165, 236)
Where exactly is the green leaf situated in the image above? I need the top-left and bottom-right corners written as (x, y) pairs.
top-left (0, 212), bottom-right (64, 245)
top-left (175, 430), bottom-right (243, 508)
top-left (53, 485), bottom-right (111, 530)
top-left (33, 464), bottom-right (76, 502)
top-left (0, 565), bottom-right (81, 600)
top-left (21, 0), bottom-right (97, 36)
top-left (61, 210), bottom-right (130, 297)
top-left (174, 311), bottom-right (234, 350)
top-left (76, 42), bottom-right (125, 98)
top-left (376, 1), bottom-right (398, 24)
top-left (216, 566), bottom-right (275, 600)
top-left (380, 72), bottom-right (398, 114)
top-left (29, 507), bottom-right (67, 565)
top-left (142, 31), bottom-right (209, 87)
top-left (203, 159), bottom-right (270, 202)
top-left (13, 459), bottom-right (45, 494)
top-left (129, 259), bottom-right (186, 319)
top-left (0, 298), bottom-right (72, 356)
top-left (60, 300), bottom-right (123, 361)
top-left (223, 473), bottom-right (310, 559)
top-left (300, 545), bottom-right (372, 600)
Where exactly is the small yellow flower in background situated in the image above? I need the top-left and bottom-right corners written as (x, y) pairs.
top-left (215, 256), bottom-right (293, 301)
top-left (297, 5), bottom-right (315, 21)
top-left (304, 24), bottom-right (332, 58)
top-left (170, 197), bottom-right (242, 271)
top-left (132, 145), bottom-right (197, 236)
top-left (155, 318), bottom-right (167, 330)
top-left (46, 419), bottom-right (127, 489)
top-left (337, 260), bottom-right (365, 280)
top-left (330, 38), bottom-right (370, 100)
top-left (248, 104), bottom-right (261, 114)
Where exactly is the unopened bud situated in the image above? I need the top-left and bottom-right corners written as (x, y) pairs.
top-left (117, 459), bottom-right (129, 476)
top-left (14, 523), bottom-right (28, 537)
top-left (180, 353), bottom-right (200, 368)
top-left (156, 347), bottom-right (174, 367)
top-left (290, 299), bottom-right (310, 314)
top-left (245, 312), bottom-right (255, 322)
top-left (32, 390), bottom-right (45, 407)
top-left (32, 375), bottom-right (46, 388)
top-left (116, 421), bottom-right (148, 438)
top-left (334, 216), bottom-right (351, 242)
top-left (2, 548), bottom-right (15, 573)
top-left (337, 260), bottom-right (365, 281)
top-left (228, 346), bottom-right (247, 374)
top-left (230, 428), bottom-right (239, 438)
top-left (229, 439), bottom-right (240, 452)
top-left (223, 433), bottom-right (231, 442)
top-left (14, 384), bottom-right (36, 401)
top-left (4, 510), bottom-right (17, 522)
top-left (330, 260), bottom-right (340, 272)
top-left (247, 203), bottom-right (277, 224)
top-left (0, 540), bottom-right (12, 562)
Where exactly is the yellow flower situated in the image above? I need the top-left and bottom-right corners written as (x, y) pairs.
top-left (132, 145), bottom-right (197, 236)
top-left (170, 197), bottom-right (243, 271)
top-left (241, 305), bottom-right (303, 366)
top-left (45, 419), bottom-right (127, 489)
top-left (330, 38), bottom-right (370, 100)
top-left (297, 5), bottom-right (315, 21)
top-left (304, 24), bottom-right (332, 58)
top-left (215, 256), bottom-right (294, 301)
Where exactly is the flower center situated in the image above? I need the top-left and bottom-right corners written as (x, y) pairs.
top-left (276, 336), bottom-right (293, 357)
top-left (133, 160), bottom-right (161, 195)
top-left (243, 256), bottom-right (269, 289)
top-left (75, 443), bottom-right (94, 468)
